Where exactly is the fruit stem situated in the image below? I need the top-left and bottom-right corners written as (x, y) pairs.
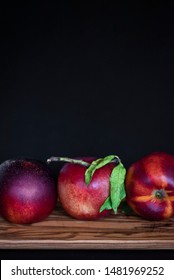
top-left (47, 157), bottom-right (90, 167)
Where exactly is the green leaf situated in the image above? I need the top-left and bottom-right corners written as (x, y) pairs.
top-left (99, 196), bottom-right (112, 212)
top-left (85, 158), bottom-right (102, 185)
top-left (85, 155), bottom-right (119, 185)
top-left (84, 154), bottom-right (126, 215)
top-left (119, 183), bottom-right (126, 202)
top-left (110, 163), bottom-right (126, 214)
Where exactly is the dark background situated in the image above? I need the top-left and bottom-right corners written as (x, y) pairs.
top-left (1, 1), bottom-right (174, 259)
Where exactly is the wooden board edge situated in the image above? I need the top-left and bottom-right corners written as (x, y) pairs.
top-left (0, 240), bottom-right (174, 249)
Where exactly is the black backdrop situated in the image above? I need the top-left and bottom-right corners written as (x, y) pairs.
top-left (1, 1), bottom-right (174, 259)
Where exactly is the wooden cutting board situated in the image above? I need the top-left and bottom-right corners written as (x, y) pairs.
top-left (0, 206), bottom-right (174, 249)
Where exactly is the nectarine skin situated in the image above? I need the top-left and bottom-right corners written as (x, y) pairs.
top-left (125, 152), bottom-right (174, 220)
top-left (58, 158), bottom-right (115, 220)
top-left (0, 159), bottom-right (57, 224)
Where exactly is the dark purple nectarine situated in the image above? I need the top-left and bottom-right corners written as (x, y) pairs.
top-left (0, 158), bottom-right (57, 224)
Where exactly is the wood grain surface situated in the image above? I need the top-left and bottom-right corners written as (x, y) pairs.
top-left (0, 206), bottom-right (174, 249)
